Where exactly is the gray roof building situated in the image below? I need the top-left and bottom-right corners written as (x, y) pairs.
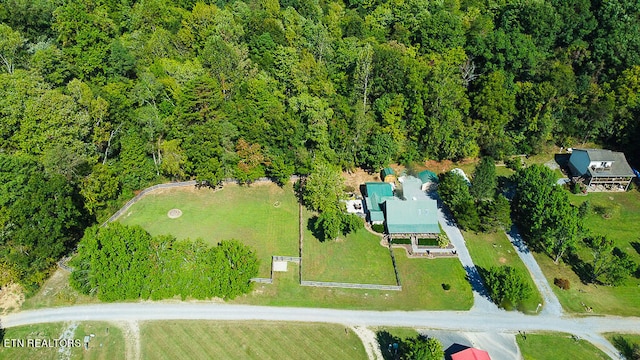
top-left (568, 149), bottom-right (635, 190)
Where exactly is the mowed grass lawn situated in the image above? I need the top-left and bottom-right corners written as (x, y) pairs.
top-left (140, 321), bottom-right (366, 360)
top-left (302, 209), bottom-right (396, 284)
top-left (516, 332), bottom-right (609, 360)
top-left (119, 180), bottom-right (472, 310)
top-left (534, 191), bottom-right (640, 316)
top-left (0, 322), bottom-right (124, 360)
top-left (237, 253), bottom-right (472, 311)
top-left (463, 231), bottom-right (543, 314)
top-left (119, 183), bottom-right (300, 277)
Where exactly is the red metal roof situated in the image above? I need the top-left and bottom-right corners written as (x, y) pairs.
top-left (451, 348), bottom-right (491, 360)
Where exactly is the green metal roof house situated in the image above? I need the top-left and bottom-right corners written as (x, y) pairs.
top-left (402, 176), bottom-right (424, 200)
top-left (364, 182), bottom-right (394, 224)
top-left (385, 199), bottom-right (440, 234)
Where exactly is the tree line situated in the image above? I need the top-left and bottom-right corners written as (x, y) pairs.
top-left (1, 0), bottom-right (639, 290)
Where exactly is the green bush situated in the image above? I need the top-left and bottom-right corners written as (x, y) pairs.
top-left (437, 233), bottom-right (450, 248)
top-left (371, 224), bottom-right (385, 233)
top-left (505, 157), bottom-right (523, 171)
top-left (571, 182), bottom-right (585, 194)
top-left (417, 238), bottom-right (438, 246)
top-left (442, 283), bottom-right (451, 290)
top-left (483, 266), bottom-right (532, 309)
top-left (578, 200), bottom-right (591, 218)
top-left (391, 238), bottom-right (411, 244)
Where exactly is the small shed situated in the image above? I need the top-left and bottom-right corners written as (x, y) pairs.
top-left (418, 170), bottom-right (438, 191)
top-left (381, 167), bottom-right (396, 183)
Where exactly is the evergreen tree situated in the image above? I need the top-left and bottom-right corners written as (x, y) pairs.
top-left (471, 157), bottom-right (497, 201)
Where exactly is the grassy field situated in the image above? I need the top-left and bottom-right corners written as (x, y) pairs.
top-left (235, 251), bottom-right (473, 310)
top-left (532, 191), bottom-right (640, 316)
top-left (118, 181), bottom-right (472, 310)
top-left (0, 322), bottom-right (124, 360)
top-left (463, 231), bottom-right (543, 314)
top-left (516, 332), bottom-right (609, 360)
top-left (302, 212), bottom-right (397, 284)
top-left (139, 321), bottom-right (366, 360)
top-left (606, 333), bottom-right (640, 359)
top-left (119, 183), bottom-right (300, 277)
top-left (570, 191), bottom-right (640, 266)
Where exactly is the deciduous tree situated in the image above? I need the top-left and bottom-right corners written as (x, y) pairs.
top-left (484, 265), bottom-right (532, 308)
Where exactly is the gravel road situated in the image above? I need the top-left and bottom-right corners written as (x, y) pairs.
top-left (3, 303), bottom-right (639, 356)
top-left (506, 227), bottom-right (564, 317)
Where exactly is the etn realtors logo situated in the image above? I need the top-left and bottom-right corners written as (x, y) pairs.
top-left (3, 338), bottom-right (82, 348)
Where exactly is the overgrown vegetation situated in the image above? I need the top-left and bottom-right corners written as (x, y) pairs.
top-left (376, 330), bottom-right (443, 360)
top-left (70, 223), bottom-right (258, 301)
top-left (438, 158), bottom-right (511, 232)
top-left (584, 235), bottom-right (637, 286)
top-left (0, 155), bottom-right (88, 292)
top-left (301, 162), bottom-right (363, 241)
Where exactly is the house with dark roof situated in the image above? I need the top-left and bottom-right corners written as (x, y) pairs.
top-left (568, 149), bottom-right (635, 191)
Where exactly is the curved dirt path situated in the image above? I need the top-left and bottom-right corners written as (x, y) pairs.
top-left (120, 320), bottom-right (141, 360)
top-left (351, 326), bottom-right (384, 360)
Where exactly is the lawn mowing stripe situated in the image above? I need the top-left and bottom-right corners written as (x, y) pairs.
top-left (248, 324), bottom-right (287, 360)
top-left (223, 322), bottom-right (257, 359)
top-left (175, 322), bottom-right (212, 360)
top-left (220, 324), bottom-right (254, 359)
top-left (293, 326), bottom-right (336, 359)
top-left (240, 324), bottom-right (276, 360)
top-left (149, 322), bottom-right (194, 360)
top-left (142, 323), bottom-right (182, 360)
top-left (201, 325), bottom-right (238, 360)
top-left (264, 325), bottom-right (306, 360)
top-left (256, 325), bottom-right (303, 360)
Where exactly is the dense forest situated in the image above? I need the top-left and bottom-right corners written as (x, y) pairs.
top-left (0, 0), bottom-right (639, 290)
